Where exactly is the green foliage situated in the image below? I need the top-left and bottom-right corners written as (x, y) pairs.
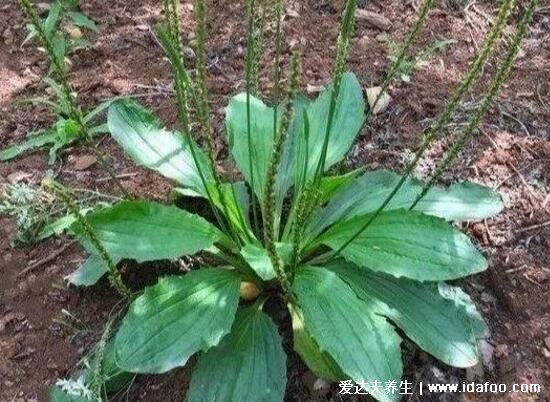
top-left (4, 0), bottom-right (99, 164)
top-left (0, 99), bottom-right (110, 164)
top-left (67, 80), bottom-right (502, 399)
top-left (114, 269), bottom-right (241, 373)
top-left (328, 261), bottom-right (488, 367)
top-left (188, 302), bottom-right (287, 402)
top-left (49, 0), bottom-right (538, 401)
top-left (317, 209), bottom-right (487, 281)
top-left (72, 200), bottom-right (224, 262)
top-left (5, 0), bottom-right (116, 175)
top-left (294, 267), bottom-right (403, 402)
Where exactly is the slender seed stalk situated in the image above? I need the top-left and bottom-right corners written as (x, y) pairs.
top-left (313, 0), bottom-right (357, 184)
top-left (193, 0), bottom-right (247, 242)
top-left (87, 318), bottom-right (114, 398)
top-left (16, 0), bottom-right (70, 109)
top-left (295, 0), bottom-right (435, 238)
top-left (281, 110), bottom-right (310, 241)
top-left (157, 7), bottom-right (233, 238)
top-left (263, 52), bottom-right (302, 298)
top-left (271, 0), bottom-right (283, 126)
top-left (245, 0), bottom-right (261, 233)
top-left (266, 0), bottom-right (284, 234)
top-left (410, 0), bottom-right (539, 210)
top-left (164, 0), bottom-right (181, 45)
top-left (250, 0), bottom-right (267, 95)
top-left (368, 0), bottom-right (436, 118)
top-left (289, 182), bottom-right (319, 276)
top-left (325, 0), bottom-right (516, 260)
top-left (44, 180), bottom-right (131, 299)
top-left (286, 0), bottom-right (356, 246)
top-left (16, 0), bottom-right (130, 198)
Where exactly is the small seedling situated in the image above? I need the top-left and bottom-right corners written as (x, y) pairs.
top-left (1, 95), bottom-right (112, 164)
top-left (1, 0), bottom-right (114, 167)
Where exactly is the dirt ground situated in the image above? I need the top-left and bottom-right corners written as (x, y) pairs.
top-left (1, 0), bottom-right (549, 401)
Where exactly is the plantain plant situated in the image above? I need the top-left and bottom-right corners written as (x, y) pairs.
top-left (49, 0), bottom-right (539, 400)
top-left (2, 0), bottom-right (109, 165)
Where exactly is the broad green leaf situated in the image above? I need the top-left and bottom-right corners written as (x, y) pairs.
top-left (292, 72), bottom-right (365, 184)
top-left (213, 181), bottom-right (254, 240)
top-left (107, 99), bottom-right (213, 196)
top-left (288, 304), bottom-right (344, 382)
top-left (317, 168), bottom-right (364, 205)
top-left (173, 181), bottom-right (255, 241)
top-left (65, 254), bottom-right (114, 287)
top-left (188, 304), bottom-right (286, 402)
top-left (293, 267), bottom-right (402, 402)
top-left (68, 11), bottom-right (99, 32)
top-left (319, 210), bottom-right (487, 281)
top-left (115, 268), bottom-right (241, 373)
top-left (240, 243), bottom-right (292, 281)
top-left (72, 200), bottom-right (222, 262)
top-left (328, 262), bottom-right (488, 367)
top-left (308, 169), bottom-right (503, 240)
top-left (38, 215), bottom-right (77, 241)
top-left (225, 74), bottom-right (364, 208)
top-left (225, 93), bottom-right (281, 202)
top-left (0, 130), bottom-right (57, 161)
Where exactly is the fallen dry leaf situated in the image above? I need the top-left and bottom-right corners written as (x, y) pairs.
top-left (366, 86), bottom-right (391, 114)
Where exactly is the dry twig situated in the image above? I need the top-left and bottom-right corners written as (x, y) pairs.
top-left (18, 240), bottom-right (77, 277)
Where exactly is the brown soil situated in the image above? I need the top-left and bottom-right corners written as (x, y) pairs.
top-left (1, 1), bottom-right (549, 401)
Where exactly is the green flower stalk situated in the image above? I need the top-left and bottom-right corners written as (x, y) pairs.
top-left (16, 0), bottom-right (70, 109)
top-left (157, 5), bottom-right (235, 240)
top-left (326, 0), bottom-right (516, 261)
top-left (410, 0), bottom-right (539, 210)
top-left (43, 179), bottom-right (131, 299)
top-left (87, 318), bottom-right (114, 399)
top-left (193, 0), bottom-right (214, 144)
top-left (193, 0), bottom-right (246, 242)
top-left (271, 0), bottom-right (284, 113)
top-left (289, 181), bottom-right (319, 275)
top-left (244, 0), bottom-right (261, 231)
top-left (263, 51), bottom-right (302, 297)
top-left (163, 0), bottom-right (182, 53)
top-left (313, 0), bottom-right (357, 184)
top-left (250, 0), bottom-right (267, 96)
